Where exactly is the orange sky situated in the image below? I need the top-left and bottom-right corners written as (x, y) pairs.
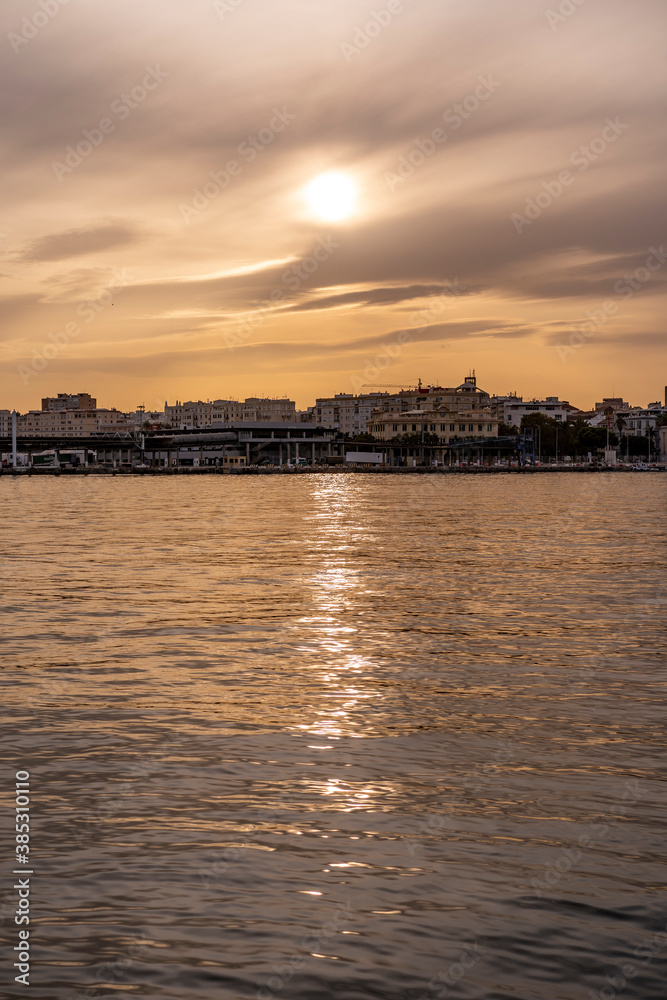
top-left (1, 0), bottom-right (666, 412)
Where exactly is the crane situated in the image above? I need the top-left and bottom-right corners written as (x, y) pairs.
top-left (363, 379), bottom-right (423, 390)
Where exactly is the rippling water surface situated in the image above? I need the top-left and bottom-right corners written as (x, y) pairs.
top-left (1, 475), bottom-right (665, 1000)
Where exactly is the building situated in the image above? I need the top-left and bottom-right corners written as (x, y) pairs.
top-left (165, 399), bottom-right (246, 428)
top-left (41, 392), bottom-right (96, 411)
top-left (613, 403), bottom-right (667, 437)
top-left (125, 408), bottom-right (167, 432)
top-left (594, 397), bottom-right (629, 414)
top-left (660, 426), bottom-right (667, 463)
top-left (315, 375), bottom-right (493, 435)
top-left (502, 396), bottom-right (580, 426)
top-left (17, 408), bottom-right (130, 436)
top-left (165, 397), bottom-right (296, 429)
top-left (314, 392), bottom-right (393, 435)
top-left (368, 405), bottom-right (499, 443)
top-left (0, 410), bottom-right (11, 436)
top-left (142, 421), bottom-right (337, 468)
top-left (404, 374), bottom-right (492, 413)
top-left (488, 392), bottom-right (521, 422)
top-left (241, 397), bottom-right (296, 422)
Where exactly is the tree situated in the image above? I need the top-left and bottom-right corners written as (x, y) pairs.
top-left (572, 424), bottom-right (616, 454)
top-left (519, 414), bottom-right (622, 460)
top-left (520, 414), bottom-right (564, 458)
top-left (621, 434), bottom-right (649, 457)
top-left (398, 432), bottom-right (439, 445)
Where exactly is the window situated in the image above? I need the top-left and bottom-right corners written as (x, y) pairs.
top-left (411, 424), bottom-right (417, 431)
top-left (478, 424), bottom-right (483, 431)
top-left (392, 424), bottom-right (398, 432)
top-left (459, 424), bottom-right (465, 431)
top-left (440, 424), bottom-right (445, 431)
top-left (430, 424), bottom-right (436, 431)
top-left (402, 424), bottom-right (407, 431)
top-left (468, 424), bottom-right (473, 431)
top-left (450, 423), bottom-right (455, 431)
top-left (487, 424), bottom-right (493, 431)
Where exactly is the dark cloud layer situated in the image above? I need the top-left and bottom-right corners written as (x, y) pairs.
top-left (21, 223), bottom-right (140, 262)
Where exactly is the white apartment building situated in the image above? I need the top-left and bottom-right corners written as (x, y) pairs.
top-left (18, 408), bottom-right (130, 436)
top-left (502, 397), bottom-right (580, 426)
top-left (242, 397), bottom-right (296, 422)
top-left (165, 399), bottom-right (244, 428)
top-left (165, 397), bottom-right (296, 429)
top-left (613, 403), bottom-right (667, 436)
top-left (315, 393), bottom-right (393, 435)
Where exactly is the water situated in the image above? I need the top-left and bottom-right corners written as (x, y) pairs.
top-left (1, 475), bottom-right (665, 1000)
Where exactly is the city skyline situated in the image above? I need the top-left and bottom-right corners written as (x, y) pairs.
top-left (2, 372), bottom-right (667, 417)
top-left (2, 0), bottom-right (667, 412)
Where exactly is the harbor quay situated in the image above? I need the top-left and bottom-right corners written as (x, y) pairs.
top-left (2, 465), bottom-right (664, 477)
top-left (0, 422), bottom-right (627, 472)
top-left (1, 420), bottom-right (665, 473)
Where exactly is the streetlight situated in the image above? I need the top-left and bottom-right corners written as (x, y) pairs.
top-left (555, 422), bottom-right (559, 465)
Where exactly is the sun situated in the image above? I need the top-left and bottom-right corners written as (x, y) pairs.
top-left (305, 172), bottom-right (358, 222)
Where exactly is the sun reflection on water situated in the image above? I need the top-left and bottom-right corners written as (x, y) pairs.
top-left (289, 482), bottom-right (384, 739)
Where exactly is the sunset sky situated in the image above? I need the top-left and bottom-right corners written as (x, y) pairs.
top-left (2, 0), bottom-right (666, 412)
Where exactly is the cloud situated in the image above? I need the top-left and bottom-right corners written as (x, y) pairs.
top-left (1, 0), bottom-right (667, 408)
top-left (285, 282), bottom-right (483, 313)
top-left (20, 222), bottom-right (142, 262)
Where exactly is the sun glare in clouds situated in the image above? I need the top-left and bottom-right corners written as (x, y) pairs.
top-left (305, 172), bottom-right (358, 222)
